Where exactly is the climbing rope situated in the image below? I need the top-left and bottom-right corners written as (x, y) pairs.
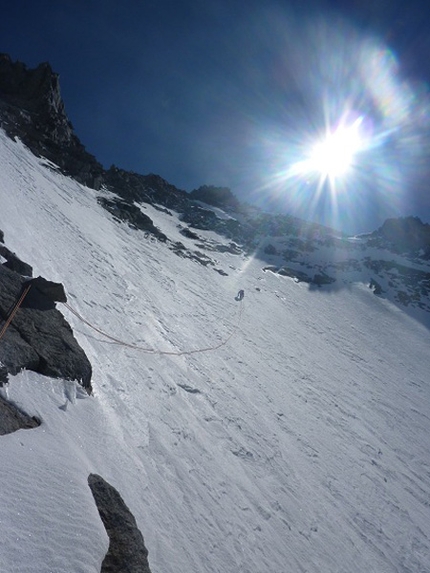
top-left (61, 297), bottom-right (244, 356)
top-left (0, 284), bottom-right (32, 340)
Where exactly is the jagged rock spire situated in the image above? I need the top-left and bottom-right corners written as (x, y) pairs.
top-left (0, 53), bottom-right (104, 188)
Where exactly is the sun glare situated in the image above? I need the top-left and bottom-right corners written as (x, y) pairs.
top-left (301, 117), bottom-right (364, 181)
top-left (257, 24), bottom-right (430, 232)
top-left (308, 117), bottom-right (363, 178)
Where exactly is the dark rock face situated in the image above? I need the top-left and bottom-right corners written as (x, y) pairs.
top-left (0, 236), bottom-right (92, 392)
top-left (2, 53), bottom-right (430, 320)
top-left (0, 363), bottom-right (8, 384)
top-left (88, 474), bottom-right (152, 573)
top-left (369, 278), bottom-right (383, 295)
top-left (190, 184), bottom-right (240, 210)
top-left (313, 272), bottom-right (336, 286)
top-left (23, 276), bottom-right (67, 305)
top-left (0, 325), bottom-right (40, 376)
top-left (0, 243), bottom-right (33, 276)
top-left (369, 216), bottom-right (430, 256)
top-left (104, 167), bottom-right (187, 209)
top-left (97, 196), bottom-right (168, 241)
top-left (180, 227), bottom-right (200, 240)
top-left (0, 393), bottom-right (40, 435)
top-left (264, 243), bottom-right (277, 256)
top-left (0, 53), bottom-right (104, 189)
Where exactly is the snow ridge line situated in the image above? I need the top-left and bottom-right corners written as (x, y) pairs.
top-left (61, 299), bottom-right (244, 356)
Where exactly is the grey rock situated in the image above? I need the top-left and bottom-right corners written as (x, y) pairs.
top-left (0, 393), bottom-right (40, 435)
top-left (23, 276), bottom-right (67, 304)
top-left (189, 184), bottom-right (240, 210)
top-left (369, 278), bottom-right (383, 295)
top-left (180, 227), bottom-right (200, 240)
top-left (0, 244), bottom-right (33, 276)
top-left (97, 197), bottom-right (167, 241)
top-left (88, 474), bottom-right (152, 573)
top-left (0, 250), bottom-right (92, 392)
top-left (313, 273), bottom-right (336, 286)
top-left (0, 327), bottom-right (40, 376)
top-left (0, 363), bottom-right (8, 384)
top-left (264, 243), bottom-right (277, 255)
top-left (0, 53), bottom-right (104, 189)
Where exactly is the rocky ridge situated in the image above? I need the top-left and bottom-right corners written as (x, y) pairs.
top-left (1, 54), bottom-right (430, 315)
top-left (1, 53), bottom-right (430, 573)
top-left (1, 54), bottom-right (430, 317)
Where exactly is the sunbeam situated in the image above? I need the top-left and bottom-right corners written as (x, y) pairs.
top-left (251, 18), bottom-right (430, 233)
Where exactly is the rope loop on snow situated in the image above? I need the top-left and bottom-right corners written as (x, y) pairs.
top-left (62, 297), bottom-right (244, 356)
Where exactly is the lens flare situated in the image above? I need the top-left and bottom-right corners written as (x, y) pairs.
top-left (299, 115), bottom-right (365, 181)
top-left (250, 18), bottom-right (430, 233)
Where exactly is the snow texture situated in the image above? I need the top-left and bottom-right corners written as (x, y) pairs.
top-left (0, 130), bottom-right (429, 572)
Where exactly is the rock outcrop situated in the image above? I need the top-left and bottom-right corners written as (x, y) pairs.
top-left (189, 184), bottom-right (240, 210)
top-left (367, 216), bottom-right (430, 257)
top-left (0, 243), bottom-right (33, 276)
top-left (0, 392), bottom-right (40, 435)
top-left (1, 53), bottom-right (430, 318)
top-left (88, 474), bottom-right (152, 573)
top-left (0, 231), bottom-right (92, 392)
top-left (97, 196), bottom-right (168, 241)
top-left (0, 53), bottom-right (103, 189)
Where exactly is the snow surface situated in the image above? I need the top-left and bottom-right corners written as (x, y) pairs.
top-left (1, 130), bottom-right (430, 572)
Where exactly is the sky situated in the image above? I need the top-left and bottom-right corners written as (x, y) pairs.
top-left (2, 0), bottom-right (430, 233)
top-left (1, 127), bottom-right (430, 572)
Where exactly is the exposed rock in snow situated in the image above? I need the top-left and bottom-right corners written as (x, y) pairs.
top-left (88, 474), bottom-right (152, 573)
top-left (97, 196), bottom-right (168, 241)
top-left (0, 362), bottom-right (8, 384)
top-left (0, 393), bottom-right (40, 435)
top-left (0, 243), bottom-right (33, 276)
top-left (0, 234), bottom-right (92, 391)
top-left (189, 184), bottom-right (240, 210)
top-left (1, 53), bottom-right (430, 573)
top-left (0, 53), bottom-right (104, 189)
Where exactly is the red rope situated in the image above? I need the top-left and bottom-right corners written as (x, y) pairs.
top-left (0, 284), bottom-right (32, 340)
top-left (62, 299), bottom-right (243, 356)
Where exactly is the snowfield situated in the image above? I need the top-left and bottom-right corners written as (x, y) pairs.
top-left (1, 130), bottom-right (430, 572)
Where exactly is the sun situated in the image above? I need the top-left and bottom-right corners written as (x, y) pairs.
top-left (305, 116), bottom-right (364, 180)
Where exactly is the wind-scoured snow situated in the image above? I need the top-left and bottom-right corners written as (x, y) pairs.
top-left (1, 130), bottom-right (429, 572)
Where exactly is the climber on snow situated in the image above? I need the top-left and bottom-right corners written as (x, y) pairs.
top-left (235, 289), bottom-right (245, 301)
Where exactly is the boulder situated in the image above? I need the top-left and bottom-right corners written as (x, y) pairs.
top-left (22, 276), bottom-right (67, 305)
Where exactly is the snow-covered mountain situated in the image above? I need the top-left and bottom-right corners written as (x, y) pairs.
top-left (1, 56), bottom-right (430, 573)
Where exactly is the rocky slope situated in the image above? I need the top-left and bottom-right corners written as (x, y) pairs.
top-left (0, 57), bottom-right (429, 572)
top-left (0, 229), bottom-right (92, 390)
top-left (1, 53), bottom-right (430, 318)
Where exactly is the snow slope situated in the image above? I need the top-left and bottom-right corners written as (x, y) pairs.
top-left (1, 130), bottom-right (430, 572)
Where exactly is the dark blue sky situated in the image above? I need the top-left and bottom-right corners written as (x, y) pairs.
top-left (2, 0), bottom-right (430, 233)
